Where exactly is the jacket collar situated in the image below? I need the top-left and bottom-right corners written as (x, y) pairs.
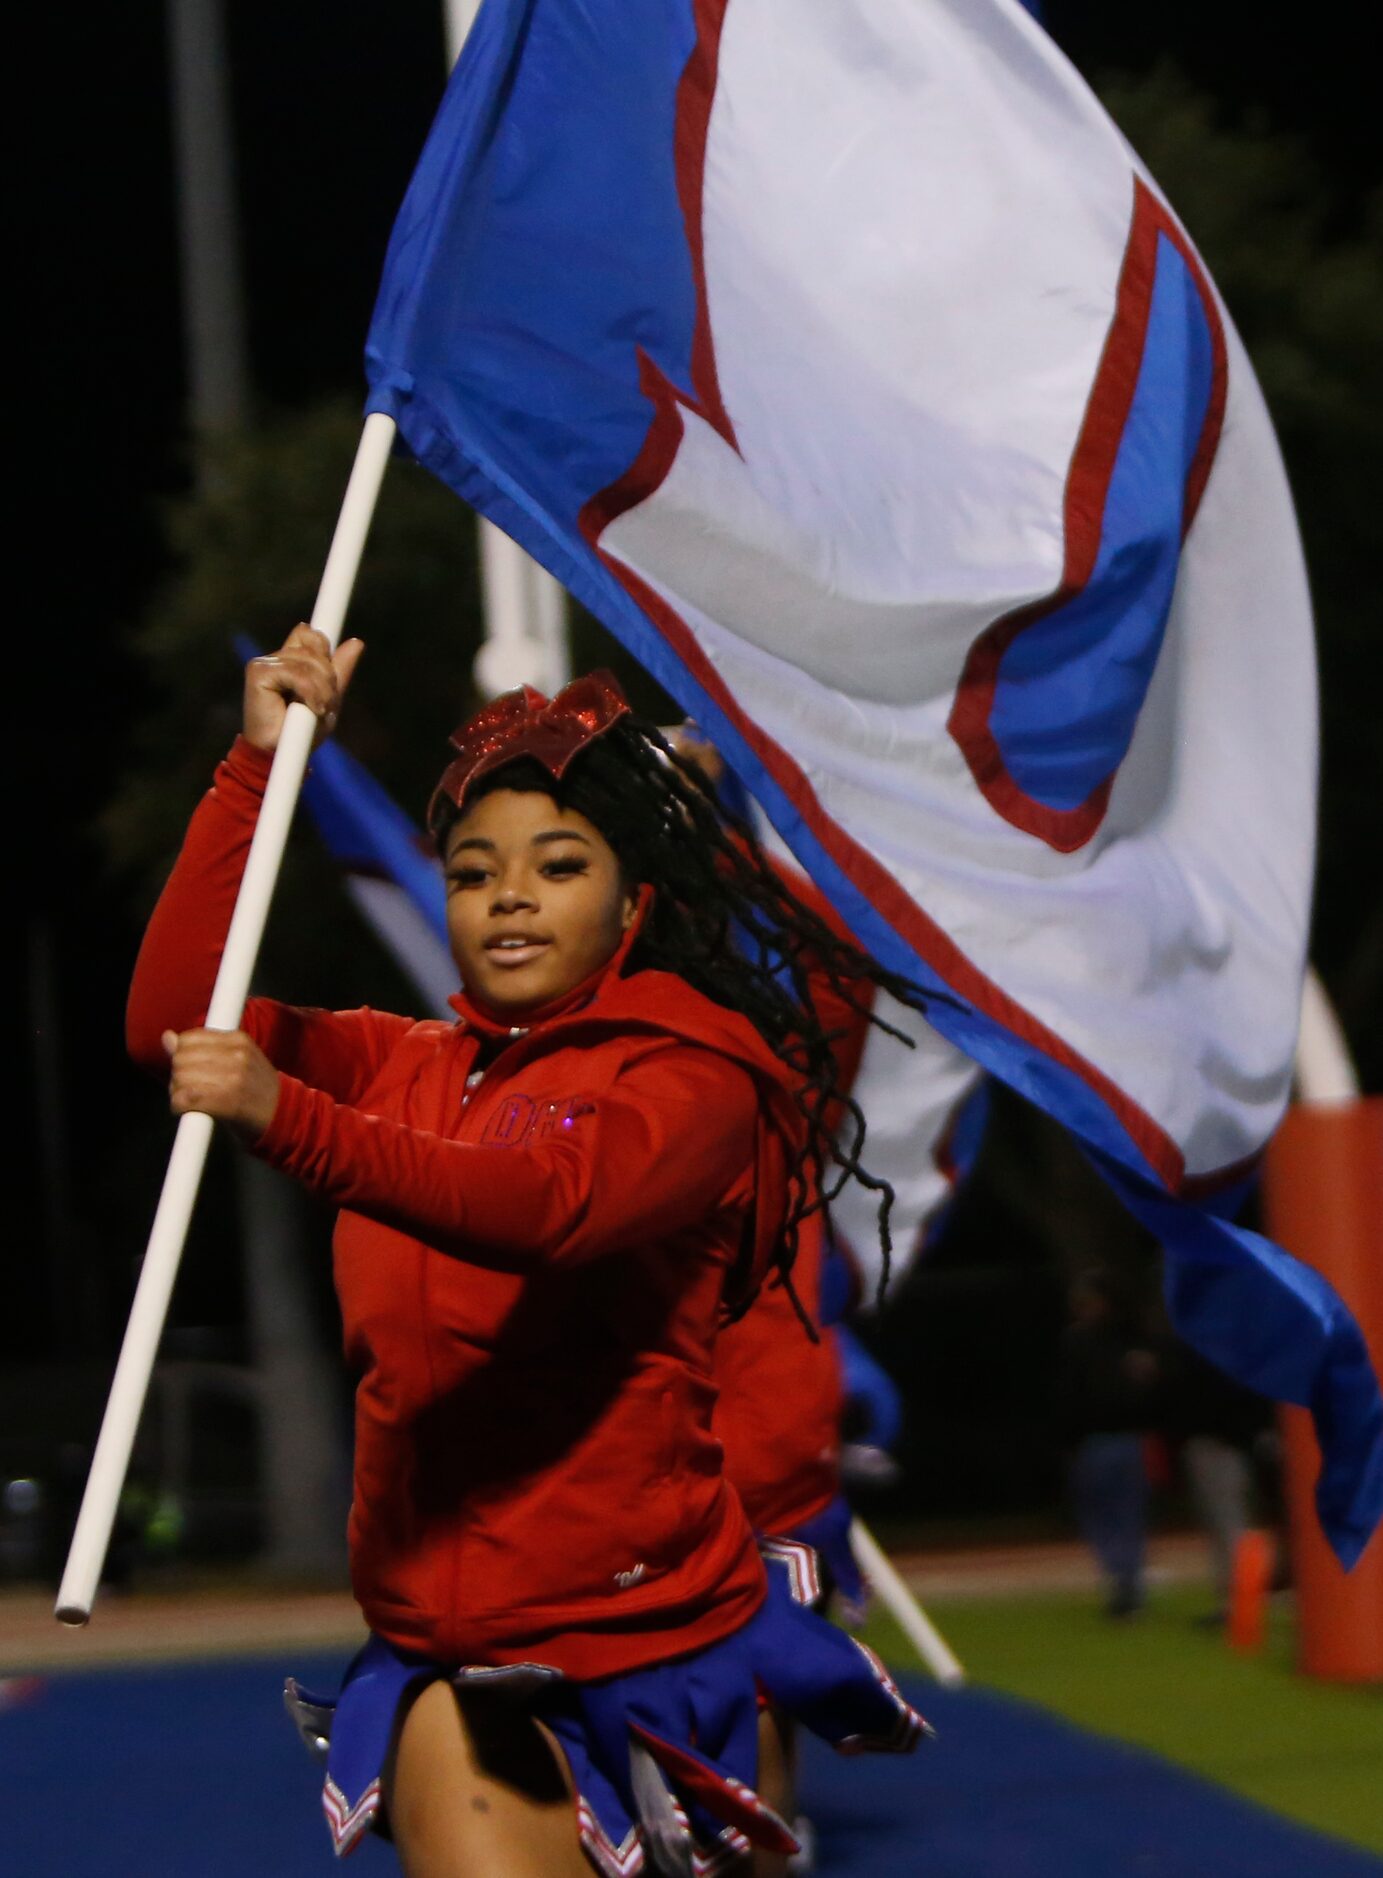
top-left (447, 885), bottom-right (654, 1043)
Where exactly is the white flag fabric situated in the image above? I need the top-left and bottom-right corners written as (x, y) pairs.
top-left (830, 999), bottom-right (987, 1294)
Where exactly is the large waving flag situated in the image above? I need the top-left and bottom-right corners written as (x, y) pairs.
top-left (363, 0), bottom-right (1381, 1559)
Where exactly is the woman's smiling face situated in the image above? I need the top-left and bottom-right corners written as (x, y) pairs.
top-left (444, 786), bottom-right (637, 1015)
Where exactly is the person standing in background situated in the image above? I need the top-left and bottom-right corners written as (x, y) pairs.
top-left (1060, 1270), bottom-right (1163, 1618)
top-left (1167, 1342), bottom-right (1274, 1622)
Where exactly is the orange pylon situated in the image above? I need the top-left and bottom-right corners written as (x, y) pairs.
top-left (1226, 1529), bottom-right (1273, 1654)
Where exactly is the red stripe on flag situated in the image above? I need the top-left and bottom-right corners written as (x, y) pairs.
top-left (947, 178), bottom-right (1229, 853)
top-left (673, 0), bottom-right (740, 453)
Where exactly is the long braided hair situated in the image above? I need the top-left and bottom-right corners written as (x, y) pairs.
top-left (430, 713), bottom-right (929, 1323)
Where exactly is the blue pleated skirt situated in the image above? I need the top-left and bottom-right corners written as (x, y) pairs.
top-left (285, 1536), bottom-right (928, 1876)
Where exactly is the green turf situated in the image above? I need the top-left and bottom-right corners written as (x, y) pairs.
top-left (862, 1586), bottom-right (1383, 1855)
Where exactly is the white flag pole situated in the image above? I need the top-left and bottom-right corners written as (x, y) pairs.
top-left (1295, 966), bottom-right (1359, 1108)
top-left (849, 1516), bottom-right (967, 1687)
top-left (55, 411), bottom-right (397, 1625)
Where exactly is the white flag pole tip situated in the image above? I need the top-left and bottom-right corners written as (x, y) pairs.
top-left (850, 1516), bottom-right (967, 1687)
top-left (54, 414), bottom-right (396, 1626)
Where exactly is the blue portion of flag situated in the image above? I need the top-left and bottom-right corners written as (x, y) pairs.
top-left (945, 1080), bottom-right (991, 1199)
top-left (365, 0), bottom-right (698, 553)
top-left (1100, 1151), bottom-right (1383, 1565)
top-left (921, 1079), bottom-right (993, 1256)
top-left (361, 0), bottom-right (1380, 1562)
top-left (990, 239), bottom-right (1218, 812)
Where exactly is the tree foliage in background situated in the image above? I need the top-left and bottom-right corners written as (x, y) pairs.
top-left (106, 64), bottom-right (1382, 1077)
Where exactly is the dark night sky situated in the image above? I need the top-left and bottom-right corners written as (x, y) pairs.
top-left (18, 2), bottom-right (1379, 1363)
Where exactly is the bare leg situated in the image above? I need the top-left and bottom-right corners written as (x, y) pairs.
top-left (754, 1704), bottom-right (796, 1878)
top-left (385, 1680), bottom-right (589, 1878)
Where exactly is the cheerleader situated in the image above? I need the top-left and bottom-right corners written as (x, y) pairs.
top-left (128, 626), bottom-right (929, 1878)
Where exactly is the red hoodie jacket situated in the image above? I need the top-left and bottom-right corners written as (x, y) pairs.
top-left (127, 740), bottom-right (807, 1678)
top-left (712, 1219), bottom-right (842, 1536)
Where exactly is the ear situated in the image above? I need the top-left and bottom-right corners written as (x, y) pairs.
top-left (621, 880), bottom-right (652, 933)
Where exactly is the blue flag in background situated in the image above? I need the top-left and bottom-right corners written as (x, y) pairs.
top-left (302, 739), bottom-right (448, 954)
top-left (301, 742), bottom-right (459, 1021)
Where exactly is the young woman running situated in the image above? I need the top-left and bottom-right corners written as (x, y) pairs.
top-left (127, 625), bottom-right (929, 1878)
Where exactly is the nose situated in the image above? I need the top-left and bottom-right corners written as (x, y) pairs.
top-left (490, 874), bottom-right (536, 915)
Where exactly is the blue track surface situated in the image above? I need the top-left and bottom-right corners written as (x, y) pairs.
top-left (3, 1656), bottom-right (1378, 1876)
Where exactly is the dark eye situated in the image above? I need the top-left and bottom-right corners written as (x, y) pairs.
top-left (447, 866), bottom-right (490, 891)
top-left (541, 856), bottom-right (588, 879)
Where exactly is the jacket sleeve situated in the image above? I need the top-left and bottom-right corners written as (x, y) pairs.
top-left (125, 737), bottom-right (411, 1103)
top-left (250, 1039), bottom-right (762, 1269)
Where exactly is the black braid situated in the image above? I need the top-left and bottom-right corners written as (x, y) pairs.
top-left (431, 714), bottom-right (930, 1326)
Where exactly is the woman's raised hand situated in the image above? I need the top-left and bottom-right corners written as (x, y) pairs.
top-left (244, 623), bottom-right (365, 754)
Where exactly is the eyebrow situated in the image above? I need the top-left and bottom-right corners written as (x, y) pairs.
top-left (448, 829), bottom-right (593, 859)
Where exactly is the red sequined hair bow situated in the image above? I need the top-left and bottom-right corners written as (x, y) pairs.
top-left (429, 670), bottom-right (631, 825)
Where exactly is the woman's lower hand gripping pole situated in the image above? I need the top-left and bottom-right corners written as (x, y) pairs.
top-left (162, 1027), bottom-right (281, 1143)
